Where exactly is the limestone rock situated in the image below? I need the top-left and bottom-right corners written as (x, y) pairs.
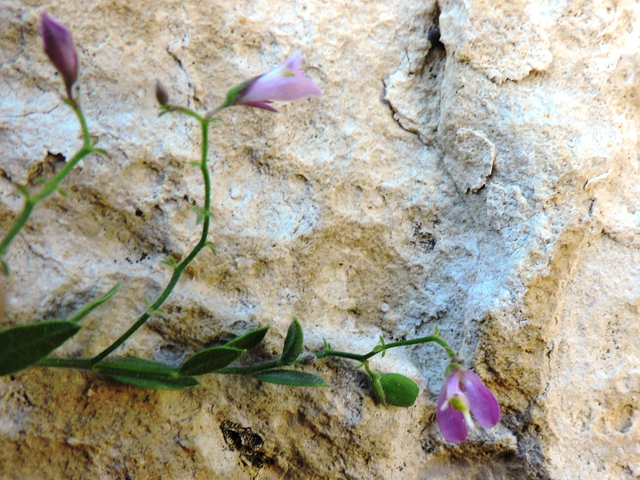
top-left (1, 0), bottom-right (639, 479)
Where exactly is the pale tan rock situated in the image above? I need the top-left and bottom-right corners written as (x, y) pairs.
top-left (1, 0), bottom-right (639, 479)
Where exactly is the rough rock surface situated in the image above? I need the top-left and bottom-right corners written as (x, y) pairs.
top-left (1, 0), bottom-right (639, 479)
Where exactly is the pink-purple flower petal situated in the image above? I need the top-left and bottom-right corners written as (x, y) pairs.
top-left (243, 101), bottom-right (280, 112)
top-left (228, 52), bottom-right (321, 110)
top-left (436, 381), bottom-right (468, 443)
top-left (461, 370), bottom-right (500, 428)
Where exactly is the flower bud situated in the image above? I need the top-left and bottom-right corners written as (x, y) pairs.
top-left (155, 80), bottom-right (169, 106)
top-left (39, 12), bottom-right (78, 100)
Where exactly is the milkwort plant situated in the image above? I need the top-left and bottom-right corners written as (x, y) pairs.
top-left (0, 13), bottom-right (499, 444)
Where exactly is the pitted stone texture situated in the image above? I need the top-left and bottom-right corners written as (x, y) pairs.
top-left (1, 0), bottom-right (640, 479)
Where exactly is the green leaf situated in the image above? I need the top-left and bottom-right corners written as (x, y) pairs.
top-left (162, 256), bottom-right (178, 268)
top-left (0, 321), bottom-right (81, 376)
top-left (179, 346), bottom-right (246, 376)
top-left (225, 326), bottom-right (270, 351)
top-left (379, 373), bottom-right (419, 408)
top-left (15, 184), bottom-right (29, 198)
top-left (69, 283), bottom-right (120, 323)
top-left (189, 161), bottom-right (200, 168)
top-left (95, 357), bottom-right (199, 390)
top-left (0, 260), bottom-right (9, 276)
top-left (253, 369), bottom-right (330, 387)
top-left (96, 357), bottom-right (177, 375)
top-left (280, 317), bottom-right (303, 364)
top-left (206, 242), bottom-right (216, 255)
top-left (56, 187), bottom-right (67, 197)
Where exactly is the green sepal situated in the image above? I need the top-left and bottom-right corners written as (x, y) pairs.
top-left (220, 78), bottom-right (253, 109)
top-left (368, 370), bottom-right (386, 407)
top-left (56, 187), bottom-right (67, 197)
top-left (379, 373), bottom-right (419, 407)
top-left (0, 321), bottom-right (81, 376)
top-left (253, 369), bottom-right (330, 387)
top-left (225, 326), bottom-right (269, 351)
top-left (69, 282), bottom-right (120, 323)
top-left (95, 357), bottom-right (199, 390)
top-left (179, 346), bottom-right (246, 376)
top-left (280, 317), bottom-right (303, 364)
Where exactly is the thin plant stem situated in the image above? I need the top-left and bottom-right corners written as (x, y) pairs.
top-left (315, 333), bottom-right (456, 363)
top-left (0, 103), bottom-right (94, 262)
top-left (90, 114), bottom-right (213, 366)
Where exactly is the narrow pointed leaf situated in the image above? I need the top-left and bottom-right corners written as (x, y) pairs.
top-left (102, 373), bottom-right (199, 390)
top-left (0, 321), bottom-right (81, 376)
top-left (95, 357), bottom-right (199, 390)
top-left (253, 369), bottom-right (329, 387)
top-left (69, 283), bottom-right (120, 323)
top-left (179, 346), bottom-right (246, 376)
top-left (95, 357), bottom-right (177, 375)
top-left (280, 317), bottom-right (303, 364)
top-left (225, 326), bottom-right (270, 351)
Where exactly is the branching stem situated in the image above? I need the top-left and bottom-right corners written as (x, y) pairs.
top-left (0, 102), bottom-right (94, 264)
top-left (90, 111), bottom-right (213, 366)
top-left (315, 332), bottom-right (456, 363)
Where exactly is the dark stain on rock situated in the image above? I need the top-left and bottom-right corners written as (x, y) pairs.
top-left (220, 420), bottom-right (270, 469)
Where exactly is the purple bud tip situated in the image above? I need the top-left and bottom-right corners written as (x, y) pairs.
top-left (40, 12), bottom-right (78, 99)
top-left (155, 80), bottom-right (169, 106)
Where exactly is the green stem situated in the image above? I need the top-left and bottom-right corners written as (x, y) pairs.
top-left (315, 333), bottom-right (456, 362)
top-left (0, 104), bottom-right (93, 261)
top-left (90, 114), bottom-right (212, 366)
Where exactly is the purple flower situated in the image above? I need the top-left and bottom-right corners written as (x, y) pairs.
top-left (221, 52), bottom-right (321, 112)
top-left (39, 12), bottom-right (78, 100)
top-left (436, 367), bottom-right (500, 443)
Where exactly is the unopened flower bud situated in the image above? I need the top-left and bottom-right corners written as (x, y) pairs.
top-left (155, 80), bottom-right (169, 106)
top-left (39, 12), bottom-right (78, 100)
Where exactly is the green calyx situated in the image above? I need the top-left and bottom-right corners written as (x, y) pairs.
top-left (444, 362), bottom-right (462, 379)
top-left (220, 78), bottom-right (254, 109)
